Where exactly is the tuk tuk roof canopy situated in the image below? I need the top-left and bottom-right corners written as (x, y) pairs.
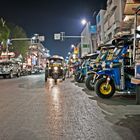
top-left (49, 55), bottom-right (64, 60)
top-left (81, 53), bottom-right (99, 60)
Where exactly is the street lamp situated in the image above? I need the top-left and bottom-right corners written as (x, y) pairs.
top-left (81, 19), bottom-right (87, 25)
top-left (68, 52), bottom-right (71, 55)
top-left (71, 44), bottom-right (75, 49)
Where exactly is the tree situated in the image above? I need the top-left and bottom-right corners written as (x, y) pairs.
top-left (0, 18), bottom-right (10, 51)
top-left (7, 23), bottom-right (29, 58)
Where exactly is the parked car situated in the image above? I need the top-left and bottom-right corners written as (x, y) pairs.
top-left (32, 66), bottom-right (44, 74)
top-left (0, 60), bottom-right (21, 78)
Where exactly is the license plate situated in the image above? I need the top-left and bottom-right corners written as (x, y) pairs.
top-left (53, 74), bottom-right (59, 79)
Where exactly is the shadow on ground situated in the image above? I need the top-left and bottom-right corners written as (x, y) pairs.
top-left (74, 80), bottom-right (137, 106)
top-left (74, 80), bottom-right (140, 140)
top-left (114, 114), bottom-right (140, 140)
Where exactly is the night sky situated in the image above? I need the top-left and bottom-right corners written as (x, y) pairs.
top-left (0, 0), bottom-right (106, 58)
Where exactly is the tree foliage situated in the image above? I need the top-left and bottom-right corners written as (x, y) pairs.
top-left (8, 23), bottom-right (29, 58)
top-left (0, 18), bottom-right (10, 49)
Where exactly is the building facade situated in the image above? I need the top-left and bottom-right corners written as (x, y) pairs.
top-left (81, 22), bottom-right (92, 57)
top-left (103, 0), bottom-right (126, 44)
top-left (96, 9), bottom-right (106, 46)
top-left (79, 0), bottom-right (140, 56)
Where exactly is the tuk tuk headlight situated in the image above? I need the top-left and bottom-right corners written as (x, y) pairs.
top-left (95, 63), bottom-right (98, 67)
top-left (49, 67), bottom-right (51, 69)
top-left (90, 63), bottom-right (93, 67)
top-left (102, 62), bottom-right (106, 68)
top-left (110, 62), bottom-right (113, 68)
top-left (54, 66), bottom-right (58, 71)
top-left (60, 67), bottom-right (63, 70)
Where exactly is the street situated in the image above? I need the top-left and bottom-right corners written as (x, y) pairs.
top-left (0, 74), bottom-right (140, 140)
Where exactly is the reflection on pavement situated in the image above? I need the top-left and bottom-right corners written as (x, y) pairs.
top-left (45, 78), bottom-right (63, 137)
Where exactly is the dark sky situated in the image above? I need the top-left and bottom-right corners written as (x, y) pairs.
top-left (0, 0), bottom-right (106, 58)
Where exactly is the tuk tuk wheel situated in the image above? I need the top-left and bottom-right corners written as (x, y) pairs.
top-left (45, 77), bottom-right (47, 82)
top-left (45, 71), bottom-right (48, 82)
top-left (74, 72), bottom-right (80, 82)
top-left (45, 75), bottom-right (47, 82)
top-left (62, 77), bottom-right (65, 81)
top-left (80, 75), bottom-right (85, 83)
top-left (95, 77), bottom-right (115, 98)
top-left (85, 74), bottom-right (95, 90)
top-left (54, 79), bottom-right (57, 84)
top-left (75, 72), bottom-right (84, 83)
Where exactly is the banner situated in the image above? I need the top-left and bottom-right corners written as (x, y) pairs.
top-left (89, 25), bottom-right (96, 33)
top-left (74, 47), bottom-right (79, 54)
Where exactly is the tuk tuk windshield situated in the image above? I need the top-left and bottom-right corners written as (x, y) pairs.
top-left (49, 57), bottom-right (64, 67)
top-left (96, 49), bottom-right (108, 62)
top-left (50, 59), bottom-right (63, 64)
top-left (97, 47), bottom-right (115, 61)
top-left (106, 47), bottom-right (121, 60)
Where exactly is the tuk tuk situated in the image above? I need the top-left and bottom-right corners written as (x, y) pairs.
top-left (94, 35), bottom-right (135, 98)
top-left (74, 53), bottom-right (99, 83)
top-left (45, 55), bottom-right (65, 83)
top-left (85, 45), bottom-right (115, 90)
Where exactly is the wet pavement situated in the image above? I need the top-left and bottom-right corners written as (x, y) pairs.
top-left (0, 74), bottom-right (140, 140)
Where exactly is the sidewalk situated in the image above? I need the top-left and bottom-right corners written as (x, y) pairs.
top-left (74, 80), bottom-right (140, 139)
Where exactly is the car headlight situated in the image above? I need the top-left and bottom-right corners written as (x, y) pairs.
top-left (3, 67), bottom-right (6, 71)
top-left (3, 67), bottom-right (9, 72)
top-left (54, 66), bottom-right (58, 71)
top-left (102, 62), bottom-right (106, 68)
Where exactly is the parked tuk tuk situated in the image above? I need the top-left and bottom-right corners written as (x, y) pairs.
top-left (94, 35), bottom-right (135, 98)
top-left (74, 53), bottom-right (99, 83)
top-left (85, 45), bottom-right (116, 90)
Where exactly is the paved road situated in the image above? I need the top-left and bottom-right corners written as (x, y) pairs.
top-left (0, 74), bottom-right (139, 140)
